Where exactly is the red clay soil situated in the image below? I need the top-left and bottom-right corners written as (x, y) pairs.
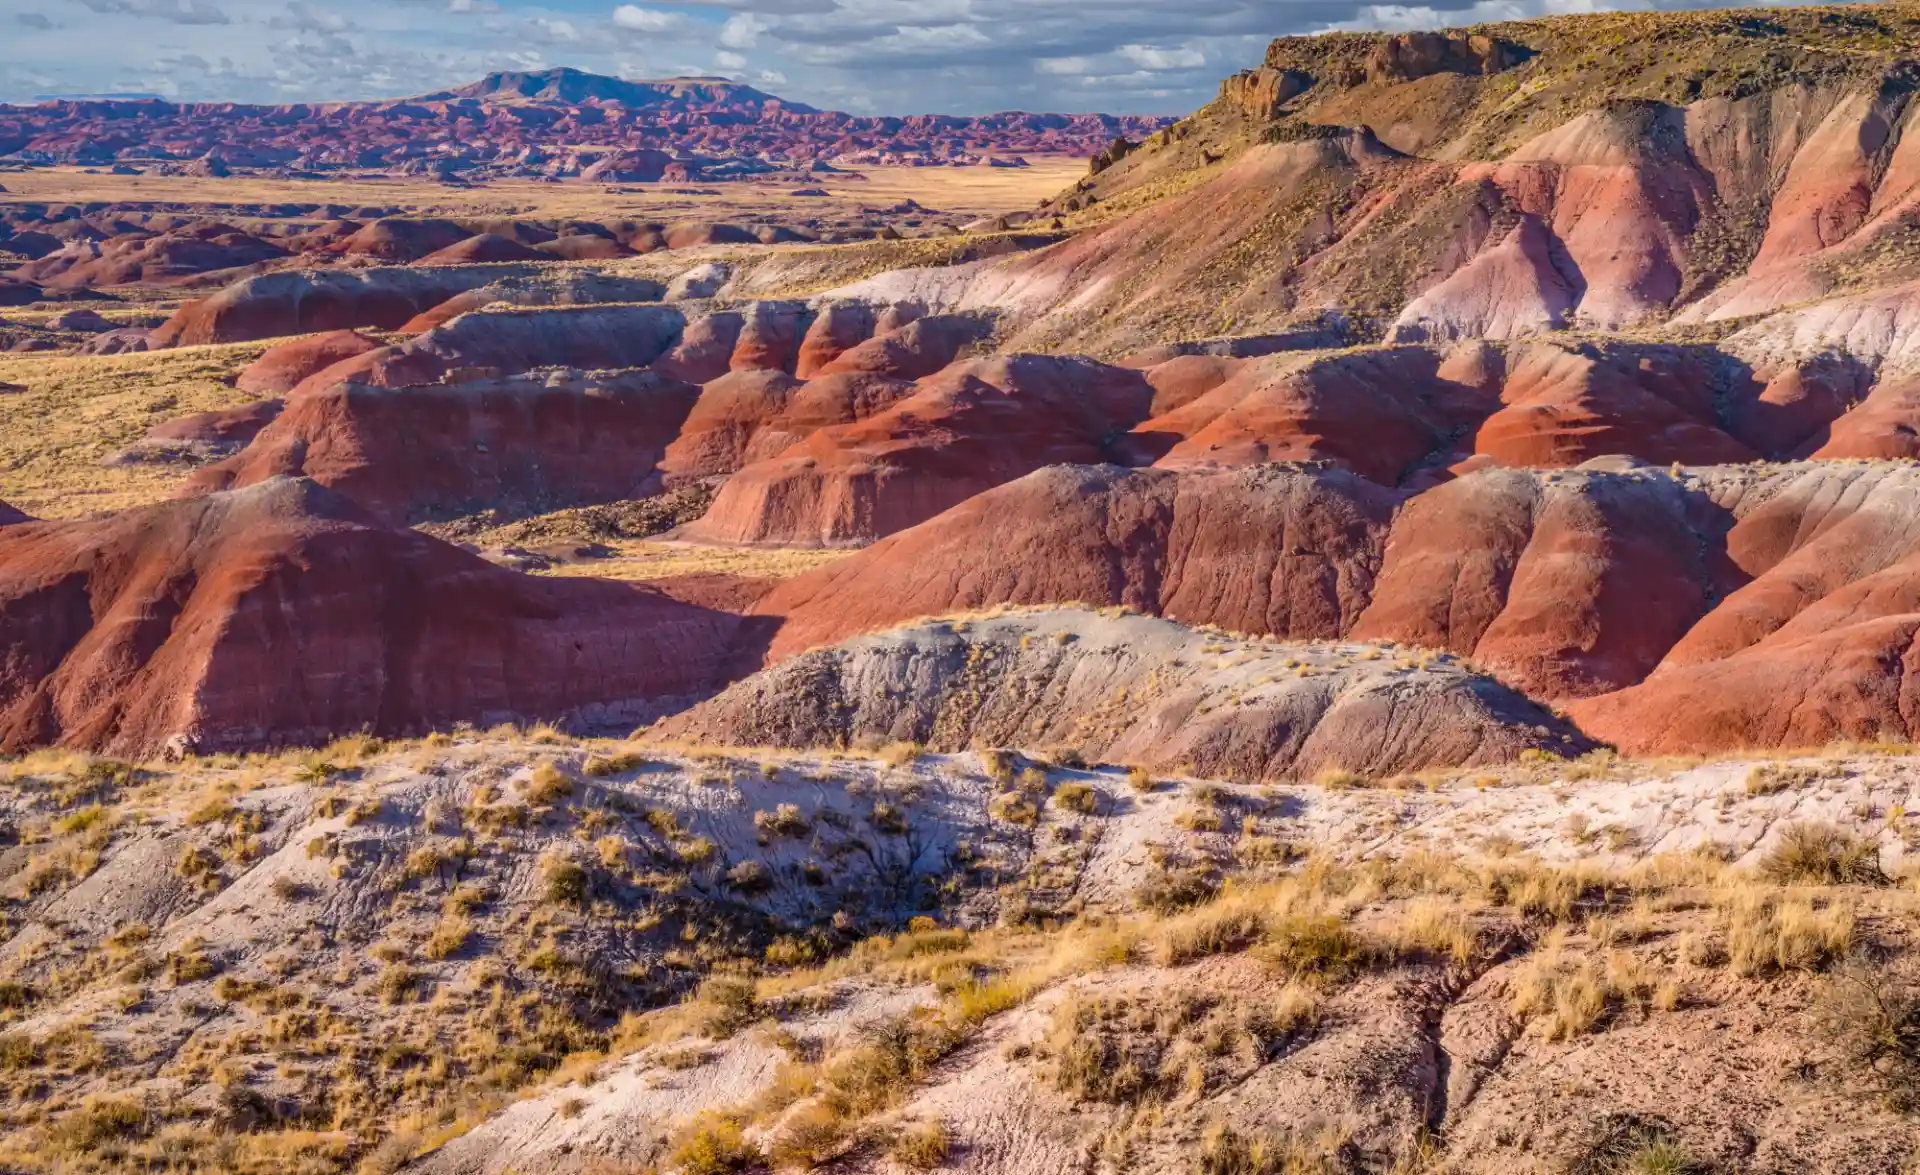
top-left (143, 400), bottom-right (284, 448)
top-left (151, 267), bottom-right (522, 346)
top-left (189, 368), bottom-right (702, 524)
top-left (0, 477), bottom-right (739, 756)
top-left (415, 232), bottom-right (550, 265)
top-left (234, 330), bottom-right (383, 396)
top-left (287, 304), bottom-right (689, 395)
top-left (684, 355), bottom-right (1154, 546)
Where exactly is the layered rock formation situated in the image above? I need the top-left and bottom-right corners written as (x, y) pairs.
top-left (0, 478), bottom-right (736, 755)
top-left (191, 369), bottom-right (702, 523)
top-left (652, 608), bottom-right (1592, 779)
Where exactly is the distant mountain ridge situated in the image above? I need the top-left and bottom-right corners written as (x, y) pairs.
top-left (0, 67), bottom-right (1169, 175)
top-left (420, 68), bottom-right (820, 114)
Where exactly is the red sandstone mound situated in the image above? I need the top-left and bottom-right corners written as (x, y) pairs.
top-left (730, 301), bottom-right (810, 373)
top-left (328, 218), bottom-right (472, 262)
top-left (190, 368), bottom-right (701, 523)
top-left (1567, 463), bottom-right (1920, 752)
top-left (651, 608), bottom-right (1593, 780)
top-left (683, 355), bottom-right (1154, 547)
top-left (15, 230), bottom-right (287, 290)
top-left (0, 278), bottom-right (44, 307)
top-left (657, 369), bottom-right (804, 483)
top-left (751, 459), bottom-right (1742, 702)
top-left (1348, 465), bottom-right (1734, 699)
top-left (735, 371), bottom-right (919, 465)
top-left (152, 267), bottom-right (530, 347)
top-left (795, 302), bottom-right (877, 378)
top-left (290, 304), bottom-right (688, 395)
top-left (0, 477), bottom-right (737, 755)
top-left (810, 314), bottom-right (987, 381)
top-left (119, 401), bottom-right (285, 464)
top-left (415, 233), bottom-right (549, 265)
top-left (235, 330), bottom-right (383, 396)
top-left (1470, 341), bottom-right (1757, 467)
top-left (1118, 346), bottom-right (1494, 481)
top-left (287, 219), bottom-right (363, 252)
top-left (534, 235), bottom-right (633, 261)
top-left (663, 222), bottom-right (758, 249)
top-left (755, 463), bottom-right (1395, 661)
top-left (648, 311), bottom-right (745, 384)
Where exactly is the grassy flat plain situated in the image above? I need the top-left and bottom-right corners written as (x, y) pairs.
top-left (0, 341), bottom-right (267, 518)
top-left (0, 158), bottom-right (1087, 227)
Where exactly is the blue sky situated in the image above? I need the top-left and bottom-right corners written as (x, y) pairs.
top-left (0, 0), bottom-right (1824, 115)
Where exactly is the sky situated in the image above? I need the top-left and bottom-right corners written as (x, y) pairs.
top-left (0, 0), bottom-right (1825, 116)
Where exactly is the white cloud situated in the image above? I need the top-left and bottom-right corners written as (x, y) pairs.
top-left (718, 11), bottom-right (765, 49)
top-left (73, 0), bottom-right (230, 24)
top-left (1118, 44), bottom-right (1207, 70)
top-left (1037, 56), bottom-right (1094, 75)
top-left (610, 4), bottom-right (690, 34)
top-left (271, 2), bottom-right (355, 33)
top-left (714, 49), bottom-right (745, 69)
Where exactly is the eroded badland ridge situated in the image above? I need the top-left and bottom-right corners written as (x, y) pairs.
top-left (6, 7), bottom-right (1920, 1175)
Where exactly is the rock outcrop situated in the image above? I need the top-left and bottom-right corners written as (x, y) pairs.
top-left (190, 369), bottom-right (702, 523)
top-left (684, 355), bottom-right (1154, 546)
top-left (0, 478), bottom-right (736, 755)
top-left (150, 267), bottom-right (533, 347)
top-left (653, 608), bottom-right (1593, 780)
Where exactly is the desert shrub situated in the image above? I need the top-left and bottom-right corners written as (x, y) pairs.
top-left (668, 1113), bottom-right (758, 1175)
top-left (49, 1097), bottom-right (146, 1154)
top-left (753, 803), bottom-right (810, 839)
top-left (1135, 866), bottom-right (1217, 914)
top-left (522, 761), bottom-right (573, 805)
top-left (1126, 765), bottom-right (1156, 792)
top-left (869, 801), bottom-right (909, 833)
top-left (1052, 782), bottom-right (1098, 814)
top-left (582, 751), bottom-right (646, 777)
top-left (1745, 762), bottom-right (1827, 796)
top-left (726, 859), bottom-right (773, 894)
top-left (1312, 767), bottom-right (1368, 790)
top-left (1818, 958), bottom-right (1920, 1102)
top-left (1257, 911), bottom-right (1369, 978)
top-left (889, 1119), bottom-right (950, 1170)
top-left (542, 854), bottom-right (589, 905)
top-left (1724, 890), bottom-right (1856, 976)
top-left (989, 791), bottom-right (1038, 827)
top-left (1757, 822), bottom-right (1887, 885)
top-left (765, 1100), bottom-right (851, 1169)
top-left (1383, 896), bottom-right (1478, 965)
top-left (1157, 900), bottom-right (1267, 966)
top-left (697, 976), bottom-right (760, 1039)
top-left (1571, 1114), bottom-right (1709, 1175)
top-left (878, 741), bottom-right (924, 767)
top-left (377, 965), bottom-right (427, 1005)
top-left (424, 916), bottom-right (473, 960)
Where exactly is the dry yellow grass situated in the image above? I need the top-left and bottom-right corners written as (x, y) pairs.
top-left (535, 539), bottom-right (850, 583)
top-left (0, 340), bottom-right (270, 517)
top-left (0, 160), bottom-right (1085, 229)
